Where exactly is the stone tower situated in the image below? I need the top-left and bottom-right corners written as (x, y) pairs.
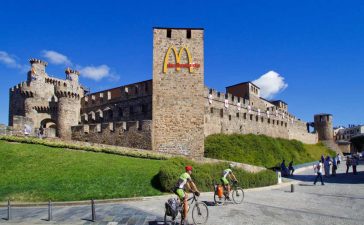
top-left (56, 69), bottom-right (83, 139)
top-left (152, 27), bottom-right (205, 157)
top-left (314, 114), bottom-right (334, 141)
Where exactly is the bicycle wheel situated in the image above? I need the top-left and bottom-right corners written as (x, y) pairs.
top-left (191, 202), bottom-right (209, 225)
top-left (232, 187), bottom-right (244, 204)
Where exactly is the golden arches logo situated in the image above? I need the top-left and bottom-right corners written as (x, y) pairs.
top-left (163, 46), bottom-right (200, 73)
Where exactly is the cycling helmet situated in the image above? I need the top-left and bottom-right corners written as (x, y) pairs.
top-left (185, 165), bottom-right (193, 172)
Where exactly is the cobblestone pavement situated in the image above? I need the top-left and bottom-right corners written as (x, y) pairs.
top-left (1, 161), bottom-right (363, 225)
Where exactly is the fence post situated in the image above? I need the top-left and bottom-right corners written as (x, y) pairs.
top-left (91, 199), bottom-right (96, 222)
top-left (48, 200), bottom-right (52, 221)
top-left (7, 200), bottom-right (11, 220)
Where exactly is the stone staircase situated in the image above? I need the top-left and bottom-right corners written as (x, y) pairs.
top-left (321, 140), bottom-right (343, 155)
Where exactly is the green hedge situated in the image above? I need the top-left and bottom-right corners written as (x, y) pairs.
top-left (205, 133), bottom-right (336, 168)
top-left (0, 135), bottom-right (168, 160)
top-left (159, 158), bottom-right (277, 192)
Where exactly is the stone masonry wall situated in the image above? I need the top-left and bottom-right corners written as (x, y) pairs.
top-left (80, 80), bottom-right (152, 123)
top-left (152, 28), bottom-right (205, 157)
top-left (71, 120), bottom-right (152, 150)
top-left (204, 87), bottom-right (318, 144)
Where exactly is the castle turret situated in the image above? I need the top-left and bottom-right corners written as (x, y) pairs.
top-left (65, 67), bottom-right (80, 85)
top-left (28, 58), bottom-right (48, 83)
top-left (56, 68), bottom-right (84, 139)
top-left (314, 113), bottom-right (333, 141)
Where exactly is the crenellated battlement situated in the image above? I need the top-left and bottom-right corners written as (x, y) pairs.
top-left (65, 68), bottom-right (80, 75)
top-left (204, 86), bottom-right (301, 128)
top-left (82, 80), bottom-right (152, 107)
top-left (29, 58), bottom-right (48, 66)
top-left (71, 120), bottom-right (152, 149)
top-left (55, 85), bottom-right (83, 99)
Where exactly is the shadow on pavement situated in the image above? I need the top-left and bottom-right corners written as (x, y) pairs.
top-left (202, 201), bottom-right (217, 206)
top-left (149, 221), bottom-right (166, 225)
top-left (286, 171), bottom-right (364, 184)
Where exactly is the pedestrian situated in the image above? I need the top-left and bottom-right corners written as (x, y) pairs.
top-left (313, 161), bottom-right (325, 185)
top-left (332, 157), bottom-right (337, 176)
top-left (324, 156), bottom-right (331, 177)
top-left (39, 126), bottom-right (44, 139)
top-left (336, 154), bottom-right (341, 165)
top-left (288, 161), bottom-right (295, 176)
top-left (352, 156), bottom-right (357, 175)
top-left (321, 155), bottom-right (325, 164)
top-left (346, 156), bottom-right (352, 174)
top-left (281, 160), bottom-right (289, 177)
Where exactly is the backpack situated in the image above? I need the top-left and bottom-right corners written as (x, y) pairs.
top-left (165, 198), bottom-right (179, 217)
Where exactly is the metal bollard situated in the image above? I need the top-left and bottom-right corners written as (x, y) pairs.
top-left (48, 200), bottom-right (52, 221)
top-left (91, 199), bottom-right (96, 222)
top-left (7, 200), bottom-right (11, 220)
top-left (291, 184), bottom-right (295, 193)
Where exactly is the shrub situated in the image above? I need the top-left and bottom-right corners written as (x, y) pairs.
top-left (159, 158), bottom-right (277, 192)
top-left (205, 133), bottom-right (335, 168)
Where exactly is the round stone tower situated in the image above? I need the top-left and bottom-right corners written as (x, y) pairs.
top-left (314, 114), bottom-right (333, 141)
top-left (56, 68), bottom-right (83, 139)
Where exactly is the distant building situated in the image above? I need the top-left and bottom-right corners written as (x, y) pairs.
top-left (335, 125), bottom-right (364, 141)
top-left (335, 125), bottom-right (364, 153)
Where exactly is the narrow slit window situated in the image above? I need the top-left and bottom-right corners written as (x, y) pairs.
top-left (187, 29), bottom-right (191, 39)
top-left (167, 29), bottom-right (172, 38)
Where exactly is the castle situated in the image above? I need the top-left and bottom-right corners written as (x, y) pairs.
top-left (8, 27), bottom-right (337, 157)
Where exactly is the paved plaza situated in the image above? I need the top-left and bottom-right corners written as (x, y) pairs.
top-left (1, 161), bottom-right (363, 225)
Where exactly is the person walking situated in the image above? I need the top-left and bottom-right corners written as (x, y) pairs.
top-left (288, 161), bottom-right (295, 176)
top-left (321, 155), bottom-right (325, 164)
top-left (352, 156), bottom-right (357, 175)
top-left (336, 154), bottom-right (341, 166)
top-left (281, 160), bottom-right (289, 177)
top-left (313, 161), bottom-right (325, 185)
top-left (324, 156), bottom-right (331, 177)
top-left (346, 156), bottom-right (352, 174)
top-left (332, 157), bottom-right (337, 176)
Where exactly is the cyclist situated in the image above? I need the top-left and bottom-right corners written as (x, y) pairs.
top-left (174, 165), bottom-right (200, 225)
top-left (221, 163), bottom-right (238, 200)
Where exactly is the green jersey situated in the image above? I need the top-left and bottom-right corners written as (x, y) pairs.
top-left (175, 172), bottom-right (192, 189)
top-left (222, 169), bottom-right (232, 178)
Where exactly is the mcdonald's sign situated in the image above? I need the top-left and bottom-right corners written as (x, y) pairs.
top-left (163, 46), bottom-right (200, 73)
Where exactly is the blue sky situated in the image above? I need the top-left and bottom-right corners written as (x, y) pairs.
top-left (0, 0), bottom-right (363, 127)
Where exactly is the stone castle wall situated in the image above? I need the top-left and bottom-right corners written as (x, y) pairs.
top-left (71, 120), bottom-right (152, 149)
top-left (204, 87), bottom-right (318, 144)
top-left (80, 80), bottom-right (152, 124)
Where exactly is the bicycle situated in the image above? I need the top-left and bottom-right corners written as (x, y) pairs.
top-left (164, 192), bottom-right (209, 225)
top-left (213, 180), bottom-right (244, 205)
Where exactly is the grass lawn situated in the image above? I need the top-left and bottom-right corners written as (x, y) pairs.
top-left (0, 140), bottom-right (163, 202)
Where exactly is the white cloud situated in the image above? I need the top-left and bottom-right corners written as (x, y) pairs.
top-left (0, 51), bottom-right (28, 72)
top-left (41, 50), bottom-right (118, 82)
top-left (79, 65), bottom-right (112, 81)
top-left (252, 70), bottom-right (288, 99)
top-left (42, 50), bottom-right (72, 65)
